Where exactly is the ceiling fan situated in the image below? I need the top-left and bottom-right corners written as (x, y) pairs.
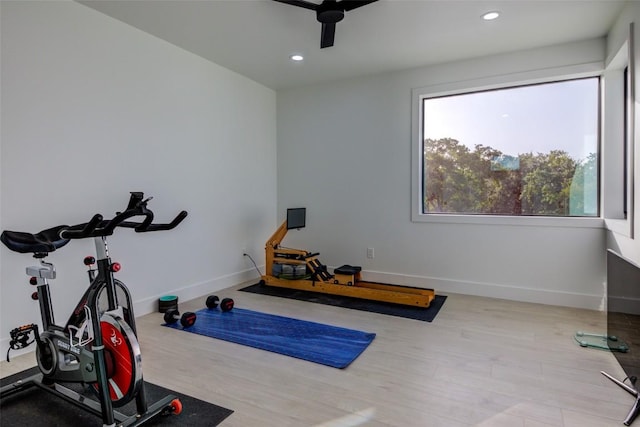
top-left (273, 0), bottom-right (379, 49)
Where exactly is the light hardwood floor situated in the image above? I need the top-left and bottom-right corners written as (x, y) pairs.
top-left (1, 282), bottom-right (634, 427)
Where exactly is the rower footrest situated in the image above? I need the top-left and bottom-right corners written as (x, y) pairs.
top-left (307, 258), bottom-right (332, 281)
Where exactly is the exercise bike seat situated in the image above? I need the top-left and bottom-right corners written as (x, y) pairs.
top-left (1, 225), bottom-right (70, 254)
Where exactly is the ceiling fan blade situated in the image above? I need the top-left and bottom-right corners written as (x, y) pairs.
top-left (339, 0), bottom-right (378, 12)
top-left (272, 0), bottom-right (319, 11)
top-left (320, 22), bottom-right (336, 48)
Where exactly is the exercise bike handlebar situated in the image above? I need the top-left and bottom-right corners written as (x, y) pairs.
top-left (60, 199), bottom-right (187, 240)
top-left (119, 210), bottom-right (188, 232)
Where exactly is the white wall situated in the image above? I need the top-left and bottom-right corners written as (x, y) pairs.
top-left (606, 2), bottom-right (640, 264)
top-left (0, 1), bottom-right (277, 356)
top-left (277, 38), bottom-right (608, 310)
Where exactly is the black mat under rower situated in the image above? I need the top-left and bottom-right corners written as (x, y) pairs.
top-left (239, 282), bottom-right (447, 322)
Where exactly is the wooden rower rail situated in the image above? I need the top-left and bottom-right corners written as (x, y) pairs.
top-left (261, 221), bottom-right (435, 308)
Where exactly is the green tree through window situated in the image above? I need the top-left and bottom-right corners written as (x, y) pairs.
top-left (421, 78), bottom-right (599, 217)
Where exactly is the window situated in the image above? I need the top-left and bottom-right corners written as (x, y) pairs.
top-left (418, 78), bottom-right (599, 217)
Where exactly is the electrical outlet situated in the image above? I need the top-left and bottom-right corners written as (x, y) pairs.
top-left (241, 247), bottom-right (247, 256)
top-left (367, 247), bottom-right (374, 259)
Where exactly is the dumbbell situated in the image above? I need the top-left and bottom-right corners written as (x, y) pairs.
top-left (205, 295), bottom-right (234, 312)
top-left (163, 309), bottom-right (197, 328)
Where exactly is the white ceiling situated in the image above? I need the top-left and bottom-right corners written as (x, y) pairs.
top-left (80, 0), bottom-right (627, 90)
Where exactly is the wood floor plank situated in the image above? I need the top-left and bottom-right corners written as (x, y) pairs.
top-left (1, 282), bottom-right (632, 426)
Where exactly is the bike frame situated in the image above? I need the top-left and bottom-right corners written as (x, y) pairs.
top-left (26, 235), bottom-right (147, 425)
top-left (1, 192), bottom-right (187, 426)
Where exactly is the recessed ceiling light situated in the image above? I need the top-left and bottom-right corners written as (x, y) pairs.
top-left (290, 54), bottom-right (304, 62)
top-left (482, 11), bottom-right (500, 21)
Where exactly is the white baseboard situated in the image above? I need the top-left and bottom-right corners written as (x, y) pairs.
top-left (232, 264), bottom-right (603, 310)
top-left (356, 268), bottom-right (605, 311)
top-left (132, 267), bottom-right (261, 317)
top-left (71, 264), bottom-right (610, 315)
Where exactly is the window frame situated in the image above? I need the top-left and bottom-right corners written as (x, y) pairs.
top-left (602, 22), bottom-right (635, 239)
top-left (411, 63), bottom-right (604, 228)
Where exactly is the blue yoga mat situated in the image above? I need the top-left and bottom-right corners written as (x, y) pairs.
top-left (164, 308), bottom-right (375, 368)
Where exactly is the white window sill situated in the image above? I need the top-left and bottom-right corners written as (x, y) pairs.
top-left (411, 213), bottom-right (605, 229)
top-left (604, 218), bottom-right (634, 238)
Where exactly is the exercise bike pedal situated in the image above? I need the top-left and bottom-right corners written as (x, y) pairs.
top-left (6, 324), bottom-right (39, 362)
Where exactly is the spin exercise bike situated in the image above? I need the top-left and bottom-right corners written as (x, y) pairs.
top-left (1, 192), bottom-right (188, 426)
